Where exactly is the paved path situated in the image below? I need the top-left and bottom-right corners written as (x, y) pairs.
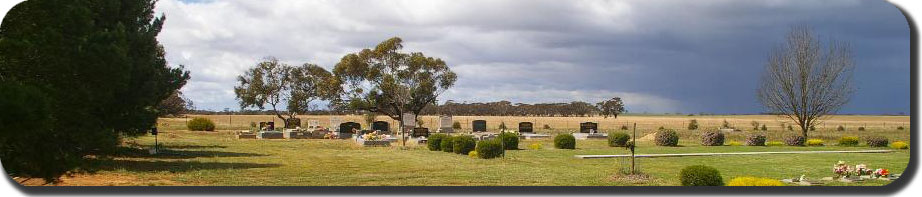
top-left (575, 150), bottom-right (894, 159)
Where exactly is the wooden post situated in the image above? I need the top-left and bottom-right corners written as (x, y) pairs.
top-left (631, 122), bottom-right (636, 174)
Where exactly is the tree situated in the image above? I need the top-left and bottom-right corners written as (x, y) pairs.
top-left (235, 58), bottom-right (339, 128)
top-left (757, 27), bottom-right (854, 138)
top-left (334, 37), bottom-right (457, 146)
top-left (597, 97), bottom-right (626, 118)
top-left (157, 90), bottom-right (193, 117)
top-left (0, 0), bottom-right (189, 182)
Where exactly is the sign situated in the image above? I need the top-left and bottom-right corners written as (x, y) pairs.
top-left (402, 113), bottom-right (416, 127)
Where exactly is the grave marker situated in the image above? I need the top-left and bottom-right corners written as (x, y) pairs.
top-left (472, 120), bottom-right (487, 132)
top-left (519, 122), bottom-right (534, 133)
top-left (372, 121), bottom-right (390, 132)
top-left (412, 127), bottom-right (430, 137)
top-left (580, 122), bottom-right (598, 133)
top-left (439, 115), bottom-right (453, 133)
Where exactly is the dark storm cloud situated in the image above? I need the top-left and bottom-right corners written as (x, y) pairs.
top-left (158, 0), bottom-right (909, 114)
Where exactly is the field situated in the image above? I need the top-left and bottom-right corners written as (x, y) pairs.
top-left (19, 115), bottom-right (910, 186)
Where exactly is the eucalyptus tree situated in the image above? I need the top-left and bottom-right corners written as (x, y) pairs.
top-left (235, 58), bottom-right (341, 128)
top-left (597, 97), bottom-right (626, 118)
top-left (334, 37), bottom-right (457, 146)
top-left (757, 27), bottom-right (854, 138)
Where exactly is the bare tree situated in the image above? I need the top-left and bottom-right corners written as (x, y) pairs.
top-left (757, 27), bottom-right (854, 138)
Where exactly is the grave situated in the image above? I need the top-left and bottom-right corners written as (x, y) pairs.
top-left (520, 133), bottom-right (550, 140)
top-left (307, 120), bottom-right (321, 129)
top-left (439, 115), bottom-right (453, 133)
top-left (258, 131), bottom-right (284, 139)
top-left (579, 122), bottom-right (598, 133)
top-left (286, 118), bottom-right (301, 129)
top-left (411, 127), bottom-right (430, 138)
top-left (472, 120), bottom-right (487, 132)
top-left (311, 129), bottom-right (331, 139)
top-left (519, 122), bottom-right (534, 133)
top-left (372, 121), bottom-right (390, 133)
top-left (339, 122), bottom-right (361, 139)
top-left (237, 131), bottom-right (257, 139)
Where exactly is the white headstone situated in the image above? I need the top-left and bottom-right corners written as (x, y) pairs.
top-left (439, 115), bottom-right (453, 133)
top-left (330, 117), bottom-right (343, 130)
top-left (308, 120), bottom-right (320, 128)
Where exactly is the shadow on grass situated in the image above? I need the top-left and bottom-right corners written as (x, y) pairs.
top-left (82, 159), bottom-right (282, 173)
top-left (114, 147), bottom-right (269, 159)
top-left (160, 145), bottom-right (229, 149)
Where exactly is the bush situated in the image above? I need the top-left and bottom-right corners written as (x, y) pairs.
top-left (621, 125), bottom-right (629, 130)
top-left (837, 125), bottom-right (845, 131)
top-left (787, 125), bottom-right (793, 131)
top-left (554, 134), bottom-right (576, 149)
top-left (680, 165), bottom-right (724, 186)
top-left (476, 139), bottom-right (504, 159)
top-left (187, 117), bottom-right (216, 131)
top-left (897, 126), bottom-right (905, 130)
top-left (806, 139), bottom-right (824, 146)
top-left (727, 141), bottom-right (741, 146)
top-left (891, 141), bottom-right (909, 149)
top-left (498, 122), bottom-right (507, 130)
top-left (528, 143), bottom-right (542, 150)
top-left (700, 131), bottom-right (725, 146)
top-left (837, 136), bottom-right (860, 146)
top-left (452, 121), bottom-right (462, 129)
top-left (658, 126), bottom-right (665, 130)
top-left (452, 135), bottom-right (476, 155)
top-left (721, 120), bottom-right (731, 129)
top-left (760, 124), bottom-right (767, 131)
top-left (866, 136), bottom-right (889, 147)
top-left (427, 134), bottom-right (448, 151)
top-left (688, 119), bottom-right (699, 130)
top-left (809, 125), bottom-right (816, 131)
top-left (750, 121), bottom-right (760, 130)
top-left (655, 129), bottom-right (680, 146)
top-left (745, 134), bottom-right (766, 146)
top-left (468, 151), bottom-right (478, 158)
top-left (441, 136), bottom-right (456, 152)
top-left (857, 127), bottom-right (865, 131)
top-left (499, 132), bottom-right (519, 150)
top-left (766, 141), bottom-right (784, 146)
top-left (608, 132), bottom-right (631, 147)
top-left (727, 177), bottom-right (784, 186)
top-left (783, 136), bottom-right (805, 146)
top-left (543, 124), bottom-right (552, 129)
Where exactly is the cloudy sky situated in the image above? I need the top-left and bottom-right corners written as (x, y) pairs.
top-left (147, 0), bottom-right (909, 114)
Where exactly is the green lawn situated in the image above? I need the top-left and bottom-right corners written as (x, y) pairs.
top-left (61, 129), bottom-right (909, 186)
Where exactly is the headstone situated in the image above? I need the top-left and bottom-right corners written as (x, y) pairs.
top-left (266, 122), bottom-right (276, 131)
top-left (308, 120), bottom-right (320, 129)
top-left (411, 127), bottom-right (430, 137)
top-left (259, 122), bottom-right (268, 130)
top-left (439, 115), bottom-right (453, 133)
top-left (518, 122), bottom-right (534, 133)
top-left (339, 122), bottom-right (361, 134)
top-left (286, 118), bottom-right (301, 129)
top-left (579, 122), bottom-right (598, 133)
top-left (472, 120), bottom-right (487, 132)
top-left (373, 121), bottom-right (390, 132)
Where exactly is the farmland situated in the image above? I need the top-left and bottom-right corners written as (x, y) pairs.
top-left (17, 114), bottom-right (910, 186)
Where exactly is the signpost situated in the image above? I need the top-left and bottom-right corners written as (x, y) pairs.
top-left (151, 127), bottom-right (159, 155)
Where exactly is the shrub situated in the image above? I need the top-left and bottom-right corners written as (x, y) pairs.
top-left (655, 129), bottom-right (680, 146)
top-left (721, 120), bottom-right (731, 129)
top-left (700, 131), bottom-right (725, 146)
top-left (783, 136), bottom-right (805, 146)
top-left (837, 136), bottom-right (860, 146)
top-left (891, 141), bottom-right (909, 149)
top-left (452, 121), bottom-right (462, 129)
top-left (680, 165), bottom-right (724, 186)
top-left (499, 132), bottom-right (519, 150)
top-left (866, 136), bottom-right (889, 147)
top-left (837, 125), bottom-right (845, 131)
top-left (897, 126), bottom-right (905, 130)
top-left (727, 177), bottom-right (784, 186)
top-left (658, 126), bottom-right (665, 130)
top-left (727, 141), bottom-right (741, 146)
top-left (187, 117), bottom-right (216, 131)
top-left (554, 134), bottom-right (576, 149)
top-left (452, 135), bottom-right (476, 155)
top-left (620, 125), bottom-right (629, 130)
top-left (528, 143), bottom-right (542, 150)
top-left (760, 124), bottom-right (767, 131)
top-left (427, 134), bottom-right (448, 151)
top-left (688, 119), bottom-right (699, 130)
top-left (750, 121), bottom-right (760, 130)
top-left (745, 134), bottom-right (766, 146)
top-left (766, 141), bottom-right (784, 146)
top-left (498, 122), bottom-right (507, 130)
top-left (809, 125), bottom-right (816, 131)
top-left (608, 132), bottom-right (631, 147)
top-left (543, 124), bottom-right (552, 129)
top-left (476, 139), bottom-right (504, 159)
top-left (806, 139), bottom-right (824, 146)
top-left (441, 136), bottom-right (456, 152)
top-left (468, 151), bottom-right (478, 158)
top-left (787, 125), bottom-right (793, 131)
top-left (858, 127), bottom-right (865, 131)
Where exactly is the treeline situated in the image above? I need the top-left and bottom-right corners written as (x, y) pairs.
top-left (419, 101), bottom-right (603, 117)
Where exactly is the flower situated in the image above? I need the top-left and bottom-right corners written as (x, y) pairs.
top-left (875, 169), bottom-right (890, 177)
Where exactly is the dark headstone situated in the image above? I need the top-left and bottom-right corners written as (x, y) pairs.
top-left (411, 127), bottom-right (430, 137)
top-left (518, 122), bottom-right (533, 133)
top-left (259, 122), bottom-right (267, 130)
top-left (372, 121), bottom-right (390, 132)
top-left (472, 120), bottom-right (487, 132)
top-left (286, 118), bottom-right (301, 129)
top-left (579, 122), bottom-right (598, 133)
top-left (339, 122), bottom-right (361, 134)
top-left (266, 122), bottom-right (276, 131)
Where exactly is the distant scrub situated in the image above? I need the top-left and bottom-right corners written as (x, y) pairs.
top-left (837, 125), bottom-right (845, 131)
top-left (687, 119), bottom-right (699, 130)
top-left (187, 117), bottom-right (216, 131)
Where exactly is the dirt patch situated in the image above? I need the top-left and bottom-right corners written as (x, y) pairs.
top-left (637, 132), bottom-right (657, 141)
top-left (13, 173), bottom-right (199, 186)
top-left (609, 173), bottom-right (660, 185)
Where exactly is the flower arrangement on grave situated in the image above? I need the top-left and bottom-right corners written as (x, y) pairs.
top-left (324, 132), bottom-right (338, 139)
top-left (833, 161), bottom-right (853, 178)
top-left (874, 169), bottom-right (890, 178)
top-left (362, 132), bottom-right (383, 141)
top-left (832, 161), bottom-right (890, 179)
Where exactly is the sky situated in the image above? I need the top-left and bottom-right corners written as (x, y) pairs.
top-left (145, 0), bottom-right (910, 114)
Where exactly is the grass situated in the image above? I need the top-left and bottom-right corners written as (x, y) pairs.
top-left (20, 123), bottom-right (909, 186)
